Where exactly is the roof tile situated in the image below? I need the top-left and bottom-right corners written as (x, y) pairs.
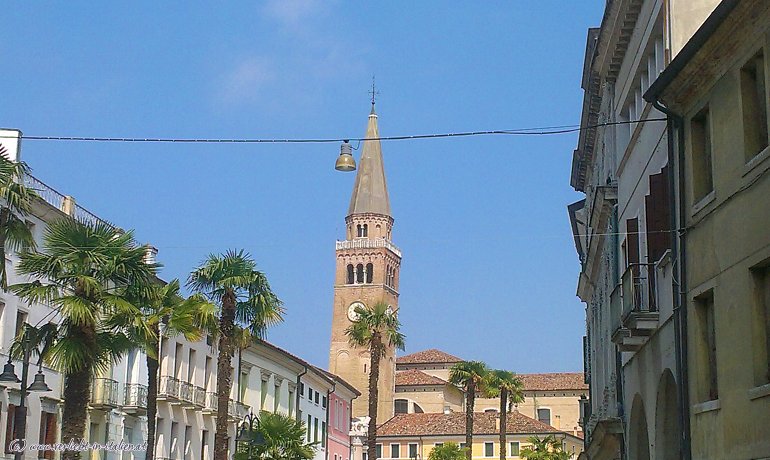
top-left (396, 349), bottom-right (462, 365)
top-left (377, 411), bottom-right (561, 437)
top-left (395, 370), bottom-right (447, 386)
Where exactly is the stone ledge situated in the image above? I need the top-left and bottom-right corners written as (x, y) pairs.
top-left (691, 399), bottom-right (721, 415)
top-left (748, 383), bottom-right (770, 401)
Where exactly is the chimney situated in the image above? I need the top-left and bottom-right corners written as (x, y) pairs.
top-left (495, 414), bottom-right (500, 431)
top-left (144, 245), bottom-right (158, 265)
top-left (0, 129), bottom-right (22, 162)
top-left (443, 406), bottom-right (452, 415)
top-left (61, 196), bottom-right (76, 217)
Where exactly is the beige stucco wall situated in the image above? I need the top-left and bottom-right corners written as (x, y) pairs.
top-left (668, 0), bottom-right (721, 57)
top-left (476, 391), bottom-right (583, 436)
top-left (375, 434), bottom-right (583, 460)
top-left (396, 385), bottom-right (464, 414)
top-left (676, 24), bottom-right (770, 459)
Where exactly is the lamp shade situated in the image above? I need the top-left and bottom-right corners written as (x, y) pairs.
top-left (335, 140), bottom-right (356, 172)
top-left (28, 370), bottom-right (51, 392)
top-left (0, 360), bottom-right (19, 383)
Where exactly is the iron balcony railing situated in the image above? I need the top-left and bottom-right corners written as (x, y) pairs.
top-left (23, 174), bottom-right (111, 227)
top-left (91, 378), bottom-right (120, 406)
top-left (178, 381), bottom-right (206, 407)
top-left (124, 383), bottom-right (148, 408)
top-left (610, 283), bottom-right (623, 336)
top-left (621, 263), bottom-right (657, 320)
top-left (159, 376), bottom-right (181, 399)
top-left (205, 392), bottom-right (251, 418)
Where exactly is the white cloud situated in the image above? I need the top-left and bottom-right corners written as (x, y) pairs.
top-left (218, 57), bottom-right (275, 105)
top-left (262, 0), bottom-right (325, 31)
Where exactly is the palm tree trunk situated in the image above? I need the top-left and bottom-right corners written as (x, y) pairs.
top-left (145, 350), bottom-right (159, 460)
top-left (465, 381), bottom-right (475, 460)
top-left (61, 368), bottom-right (91, 460)
top-left (367, 333), bottom-right (383, 460)
top-left (0, 208), bottom-right (9, 290)
top-left (499, 389), bottom-right (507, 460)
top-left (214, 291), bottom-right (236, 460)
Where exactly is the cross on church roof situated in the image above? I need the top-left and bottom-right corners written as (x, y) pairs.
top-left (369, 75), bottom-right (379, 110)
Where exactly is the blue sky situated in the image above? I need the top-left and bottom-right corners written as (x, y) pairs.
top-left (2, 1), bottom-right (603, 373)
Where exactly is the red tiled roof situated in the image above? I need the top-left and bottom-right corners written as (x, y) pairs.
top-left (377, 412), bottom-right (560, 437)
top-left (519, 373), bottom-right (587, 391)
top-left (395, 370), bottom-right (447, 386)
top-left (396, 349), bottom-right (463, 365)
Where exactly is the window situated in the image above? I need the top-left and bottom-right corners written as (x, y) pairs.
top-left (170, 422), bottom-right (179, 458)
top-left (752, 265), bottom-right (770, 385)
top-left (376, 444), bottom-right (382, 459)
top-left (357, 224), bottom-right (363, 237)
top-left (690, 106), bottom-right (714, 202)
top-left (510, 442), bottom-right (520, 456)
top-left (363, 453), bottom-right (368, 460)
top-left (363, 224), bottom-right (368, 237)
top-left (537, 408), bottom-right (551, 426)
top-left (261, 379), bottom-right (269, 410)
top-left (484, 442), bottom-right (494, 457)
top-left (38, 412), bottom-right (57, 459)
top-left (201, 430), bottom-right (209, 460)
top-left (274, 382), bottom-right (281, 411)
top-left (15, 311), bottom-right (27, 339)
top-left (347, 264), bottom-right (355, 284)
top-left (741, 49), bottom-right (768, 160)
top-left (408, 443), bottom-right (418, 459)
top-left (394, 399), bottom-right (409, 414)
top-left (300, 382), bottom-right (305, 396)
top-left (184, 425), bottom-right (192, 460)
top-left (695, 290), bottom-right (718, 401)
top-left (484, 408), bottom-right (498, 413)
top-left (322, 395), bottom-right (327, 408)
top-left (413, 403), bottom-right (424, 413)
top-left (322, 422), bottom-right (327, 448)
top-left (459, 443), bottom-right (466, 450)
top-left (308, 386), bottom-right (313, 400)
top-left (314, 391), bottom-right (320, 404)
top-left (391, 444), bottom-right (400, 459)
top-left (366, 263), bottom-right (374, 284)
top-left (314, 418), bottom-right (319, 442)
top-left (356, 264), bottom-right (365, 284)
top-left (433, 443), bottom-right (443, 448)
top-left (307, 415), bottom-right (312, 441)
top-left (5, 404), bottom-right (15, 454)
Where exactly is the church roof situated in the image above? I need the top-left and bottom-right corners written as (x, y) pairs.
top-left (520, 373), bottom-right (588, 391)
top-left (347, 107), bottom-right (391, 217)
top-left (377, 411), bottom-right (564, 437)
top-left (395, 369), bottom-right (448, 386)
top-left (396, 349), bottom-right (463, 365)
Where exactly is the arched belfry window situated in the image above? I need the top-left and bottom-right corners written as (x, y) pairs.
top-left (346, 264), bottom-right (354, 284)
top-left (356, 225), bottom-right (363, 237)
top-left (363, 224), bottom-right (368, 237)
top-left (366, 263), bottom-right (373, 283)
top-left (356, 264), bottom-right (365, 284)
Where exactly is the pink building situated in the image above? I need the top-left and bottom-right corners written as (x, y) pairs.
top-left (318, 368), bottom-right (360, 460)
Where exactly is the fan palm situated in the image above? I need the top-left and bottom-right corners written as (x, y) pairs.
top-left (234, 411), bottom-right (317, 460)
top-left (0, 151), bottom-right (37, 289)
top-left (428, 442), bottom-right (467, 460)
top-left (520, 435), bottom-right (571, 460)
top-left (345, 301), bottom-right (405, 460)
top-left (188, 250), bottom-right (284, 460)
top-left (116, 279), bottom-right (216, 460)
top-left (484, 370), bottom-right (525, 460)
top-left (10, 218), bottom-right (156, 460)
top-left (449, 361), bottom-right (489, 460)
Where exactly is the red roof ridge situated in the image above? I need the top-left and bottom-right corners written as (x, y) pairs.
top-left (396, 349), bottom-right (463, 364)
top-left (395, 369), bottom-right (448, 386)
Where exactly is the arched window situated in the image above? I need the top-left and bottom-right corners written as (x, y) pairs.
top-left (366, 263), bottom-right (373, 283)
top-left (356, 264), bottom-right (364, 284)
top-left (346, 265), bottom-right (354, 284)
top-left (357, 224), bottom-right (363, 237)
top-left (413, 403), bottom-right (424, 413)
top-left (362, 224), bottom-right (368, 237)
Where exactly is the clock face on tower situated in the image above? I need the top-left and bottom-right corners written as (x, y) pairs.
top-left (348, 301), bottom-right (365, 321)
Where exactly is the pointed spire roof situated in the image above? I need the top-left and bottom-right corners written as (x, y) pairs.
top-left (348, 107), bottom-right (391, 217)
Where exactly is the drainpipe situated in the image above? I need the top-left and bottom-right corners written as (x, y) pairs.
top-left (326, 381), bottom-right (337, 460)
top-left (296, 366), bottom-right (308, 419)
top-left (652, 98), bottom-right (691, 460)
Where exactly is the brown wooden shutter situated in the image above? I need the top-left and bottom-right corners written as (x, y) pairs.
top-left (645, 165), bottom-right (672, 263)
top-left (626, 218), bottom-right (640, 269)
top-left (5, 404), bottom-right (15, 454)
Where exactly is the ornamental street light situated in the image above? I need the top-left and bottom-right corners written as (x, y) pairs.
top-left (335, 140), bottom-right (356, 172)
top-left (0, 328), bottom-right (51, 460)
top-left (236, 412), bottom-right (265, 459)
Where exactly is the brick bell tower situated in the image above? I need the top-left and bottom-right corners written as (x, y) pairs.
top-left (329, 103), bottom-right (401, 422)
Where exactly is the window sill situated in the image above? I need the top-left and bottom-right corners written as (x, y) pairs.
top-left (691, 399), bottom-right (720, 415)
top-left (743, 144), bottom-right (770, 176)
top-left (691, 190), bottom-right (716, 217)
top-left (748, 383), bottom-right (770, 400)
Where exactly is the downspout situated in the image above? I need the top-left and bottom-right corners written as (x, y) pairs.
top-left (326, 381), bottom-right (337, 460)
top-left (652, 98), bottom-right (691, 460)
top-left (296, 366), bottom-right (308, 419)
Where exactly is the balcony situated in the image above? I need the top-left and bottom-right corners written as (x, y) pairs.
top-left (123, 383), bottom-right (148, 415)
top-left (336, 238), bottom-right (402, 258)
top-left (90, 378), bottom-right (120, 409)
top-left (158, 376), bottom-right (181, 401)
top-left (178, 381), bottom-right (206, 408)
top-left (202, 392), bottom-right (251, 419)
top-left (611, 264), bottom-right (660, 351)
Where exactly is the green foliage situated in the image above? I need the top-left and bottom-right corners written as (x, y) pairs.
top-left (344, 301), bottom-right (406, 355)
top-left (519, 436), bottom-right (572, 460)
top-left (449, 361), bottom-right (489, 391)
top-left (188, 249), bottom-right (284, 339)
top-left (428, 442), bottom-right (467, 460)
top-left (234, 411), bottom-right (317, 460)
top-left (484, 369), bottom-right (525, 409)
top-left (0, 154), bottom-right (37, 289)
top-left (10, 218), bottom-right (157, 375)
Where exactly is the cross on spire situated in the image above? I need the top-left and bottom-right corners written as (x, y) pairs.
top-left (369, 75), bottom-right (379, 112)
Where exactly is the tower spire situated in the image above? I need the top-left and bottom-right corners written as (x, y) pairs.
top-left (348, 97), bottom-right (391, 217)
top-left (368, 75), bottom-right (379, 114)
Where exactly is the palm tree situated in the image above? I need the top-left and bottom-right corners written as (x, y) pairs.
top-left (10, 219), bottom-right (156, 460)
top-left (345, 301), bottom-right (405, 460)
top-left (484, 370), bottom-right (525, 460)
top-left (188, 250), bottom-right (284, 460)
top-left (0, 151), bottom-right (37, 289)
top-left (234, 411), bottom-right (317, 460)
top-left (520, 435), bottom-right (571, 460)
top-left (117, 279), bottom-right (216, 460)
top-left (449, 361), bottom-right (489, 460)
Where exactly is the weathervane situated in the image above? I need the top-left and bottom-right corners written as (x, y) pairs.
top-left (369, 75), bottom-right (379, 109)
